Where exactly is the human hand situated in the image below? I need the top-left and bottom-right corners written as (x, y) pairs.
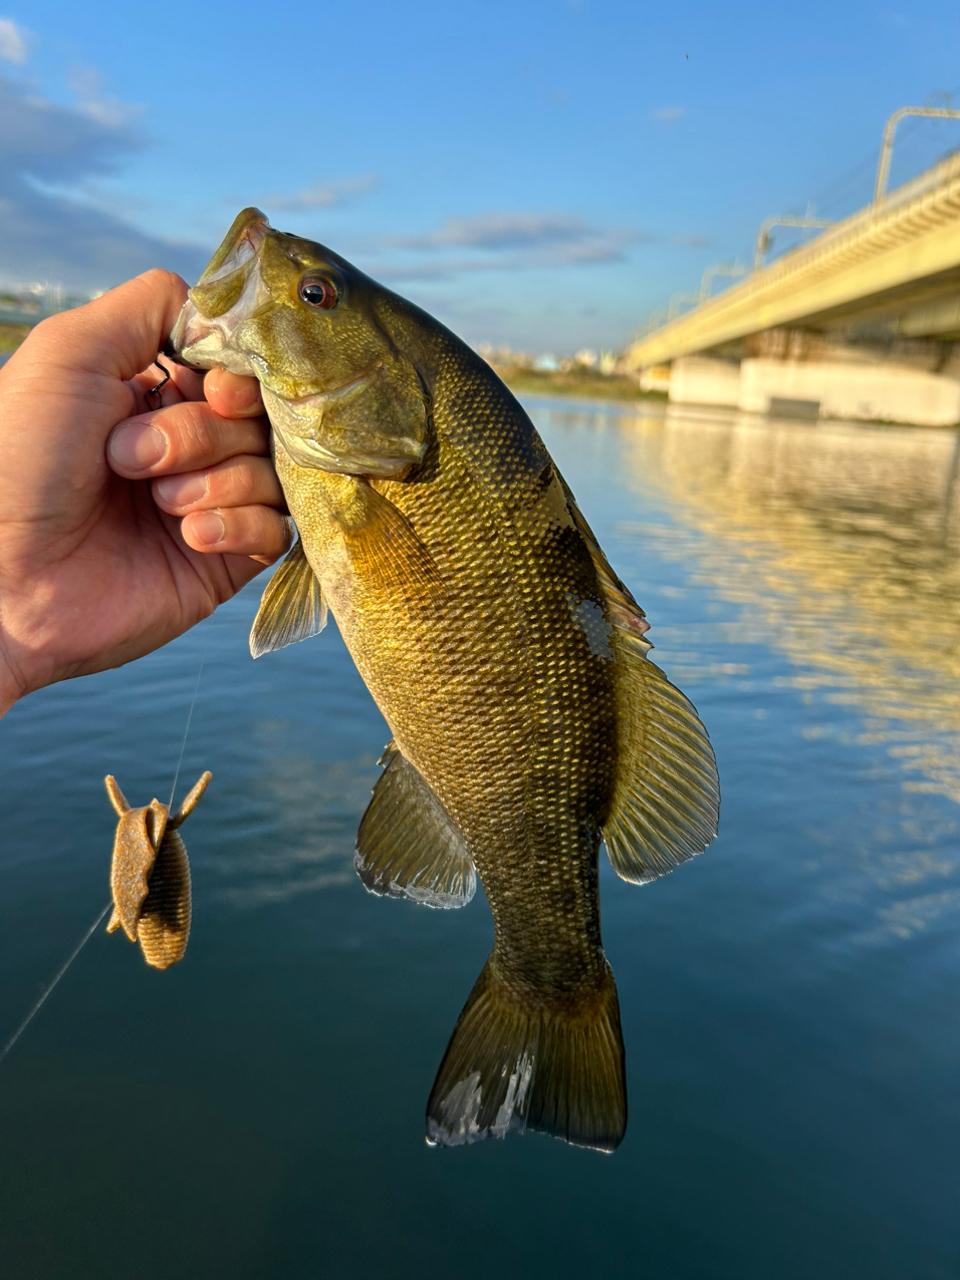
top-left (0, 269), bottom-right (289, 715)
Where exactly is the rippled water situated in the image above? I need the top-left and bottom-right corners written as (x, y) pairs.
top-left (2, 399), bottom-right (959, 1279)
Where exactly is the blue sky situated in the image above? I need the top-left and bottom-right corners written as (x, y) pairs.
top-left (3, 0), bottom-right (960, 351)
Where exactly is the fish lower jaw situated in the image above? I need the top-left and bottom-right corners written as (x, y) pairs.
top-left (174, 326), bottom-right (258, 379)
top-left (180, 333), bottom-right (259, 378)
top-left (169, 301), bottom-right (254, 376)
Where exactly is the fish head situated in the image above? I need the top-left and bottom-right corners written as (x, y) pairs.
top-left (170, 208), bottom-right (431, 478)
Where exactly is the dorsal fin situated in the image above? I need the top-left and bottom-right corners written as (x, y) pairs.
top-left (250, 537), bottom-right (327, 659)
top-left (558, 473), bottom-right (653, 643)
top-left (558, 472), bottom-right (719, 883)
top-left (355, 743), bottom-right (476, 909)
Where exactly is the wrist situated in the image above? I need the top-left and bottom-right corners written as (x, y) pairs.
top-left (0, 637), bottom-right (24, 718)
top-left (0, 601), bottom-right (45, 718)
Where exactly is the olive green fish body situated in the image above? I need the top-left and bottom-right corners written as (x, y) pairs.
top-left (172, 210), bottom-right (719, 1151)
top-left (278, 334), bottom-right (617, 997)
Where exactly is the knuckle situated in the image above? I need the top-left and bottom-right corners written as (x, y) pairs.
top-left (139, 267), bottom-right (186, 293)
top-left (168, 402), bottom-right (222, 464)
top-left (231, 462), bottom-right (258, 504)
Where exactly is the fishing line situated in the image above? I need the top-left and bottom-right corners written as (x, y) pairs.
top-left (1, 619), bottom-right (214, 1069)
top-left (168, 624), bottom-right (212, 809)
top-left (0, 902), bottom-right (113, 1067)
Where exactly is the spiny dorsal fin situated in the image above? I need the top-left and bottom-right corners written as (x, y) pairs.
top-left (604, 629), bottom-right (719, 883)
top-left (249, 537), bottom-right (327, 659)
top-left (355, 743), bottom-right (476, 909)
top-left (558, 473), bottom-right (653, 643)
top-left (556, 471), bottom-right (719, 881)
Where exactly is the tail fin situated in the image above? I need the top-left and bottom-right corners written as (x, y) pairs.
top-left (426, 958), bottom-right (626, 1153)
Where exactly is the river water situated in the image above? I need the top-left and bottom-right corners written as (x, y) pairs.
top-left (1, 398), bottom-right (958, 1279)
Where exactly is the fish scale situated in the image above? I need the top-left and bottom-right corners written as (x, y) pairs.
top-left (172, 208), bottom-right (719, 1150)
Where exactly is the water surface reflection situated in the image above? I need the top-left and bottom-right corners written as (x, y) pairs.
top-left (629, 409), bottom-right (960, 806)
top-left (596, 402), bottom-right (960, 944)
top-left (0, 398), bottom-right (957, 1280)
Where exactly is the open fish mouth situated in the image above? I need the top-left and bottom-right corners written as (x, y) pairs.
top-left (190, 206), bottom-right (268, 293)
top-left (167, 208), bottom-right (272, 374)
top-left (168, 274), bottom-right (271, 379)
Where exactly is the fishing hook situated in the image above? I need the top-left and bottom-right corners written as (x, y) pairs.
top-left (145, 357), bottom-right (172, 408)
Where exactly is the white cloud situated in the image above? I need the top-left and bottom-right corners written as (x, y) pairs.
top-left (266, 173), bottom-right (377, 210)
top-left (68, 67), bottom-right (141, 128)
top-left (653, 105), bottom-right (687, 123)
top-left (0, 18), bottom-right (27, 66)
top-left (0, 68), bottom-right (204, 288)
top-left (384, 212), bottom-right (647, 275)
top-left (397, 212), bottom-right (600, 252)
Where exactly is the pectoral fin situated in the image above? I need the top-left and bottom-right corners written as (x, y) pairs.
top-left (249, 537), bottom-right (327, 659)
top-left (342, 482), bottom-right (443, 606)
top-left (355, 744), bottom-right (476, 908)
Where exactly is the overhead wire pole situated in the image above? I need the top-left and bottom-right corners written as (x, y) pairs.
top-left (668, 292), bottom-right (698, 320)
top-left (699, 262), bottom-right (746, 303)
top-left (874, 106), bottom-right (960, 203)
top-left (753, 215), bottom-right (835, 270)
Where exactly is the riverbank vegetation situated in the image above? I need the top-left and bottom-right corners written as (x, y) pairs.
top-left (489, 356), bottom-right (664, 404)
top-left (0, 324), bottom-right (31, 353)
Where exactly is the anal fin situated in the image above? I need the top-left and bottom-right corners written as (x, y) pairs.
top-left (249, 536), bottom-right (327, 659)
top-left (356, 743), bottom-right (476, 909)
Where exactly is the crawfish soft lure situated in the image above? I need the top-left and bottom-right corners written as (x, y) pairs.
top-left (104, 772), bottom-right (211, 970)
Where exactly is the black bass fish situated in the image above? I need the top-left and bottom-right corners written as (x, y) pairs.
top-left (170, 209), bottom-right (719, 1151)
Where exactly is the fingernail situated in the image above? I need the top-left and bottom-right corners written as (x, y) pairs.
top-left (109, 423), bottom-right (166, 472)
top-left (155, 473), bottom-right (207, 507)
top-left (190, 510), bottom-right (225, 547)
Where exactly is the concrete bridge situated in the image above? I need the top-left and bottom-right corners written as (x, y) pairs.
top-left (622, 133), bottom-right (960, 426)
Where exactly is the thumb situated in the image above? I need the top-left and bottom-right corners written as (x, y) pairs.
top-left (25, 269), bottom-right (189, 384)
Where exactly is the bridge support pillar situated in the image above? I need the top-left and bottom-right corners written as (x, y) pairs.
top-left (667, 356), bottom-right (741, 408)
top-left (740, 358), bottom-right (960, 426)
top-left (663, 353), bottom-right (960, 426)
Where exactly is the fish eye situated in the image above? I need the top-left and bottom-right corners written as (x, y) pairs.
top-left (297, 274), bottom-right (339, 309)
